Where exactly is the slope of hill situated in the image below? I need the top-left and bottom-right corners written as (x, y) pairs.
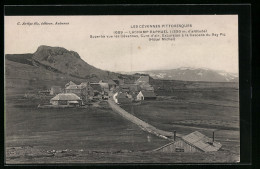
top-left (5, 59), bottom-right (86, 93)
top-left (137, 67), bottom-right (238, 82)
top-left (5, 45), bottom-right (137, 92)
top-left (5, 53), bottom-right (33, 66)
top-left (32, 45), bottom-right (120, 80)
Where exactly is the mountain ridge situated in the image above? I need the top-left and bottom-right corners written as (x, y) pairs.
top-left (31, 45), bottom-right (116, 80)
top-left (132, 67), bottom-right (238, 82)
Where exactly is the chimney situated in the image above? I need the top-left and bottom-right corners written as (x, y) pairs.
top-left (212, 131), bottom-right (215, 142)
top-left (174, 130), bottom-right (176, 141)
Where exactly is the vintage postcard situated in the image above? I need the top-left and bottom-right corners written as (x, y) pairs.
top-left (4, 15), bottom-right (239, 163)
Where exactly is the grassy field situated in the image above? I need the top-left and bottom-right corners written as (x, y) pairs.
top-left (6, 148), bottom-right (239, 164)
top-left (121, 87), bottom-right (240, 158)
top-left (5, 87), bottom-right (240, 163)
top-left (5, 93), bottom-right (170, 164)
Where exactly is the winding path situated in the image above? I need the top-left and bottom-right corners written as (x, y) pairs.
top-left (107, 99), bottom-right (181, 140)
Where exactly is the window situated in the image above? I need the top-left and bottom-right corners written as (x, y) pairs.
top-left (175, 148), bottom-right (184, 152)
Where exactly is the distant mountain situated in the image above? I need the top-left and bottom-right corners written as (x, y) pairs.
top-left (135, 67), bottom-right (238, 82)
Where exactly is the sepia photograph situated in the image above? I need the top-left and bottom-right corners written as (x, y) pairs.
top-left (4, 15), bottom-right (240, 164)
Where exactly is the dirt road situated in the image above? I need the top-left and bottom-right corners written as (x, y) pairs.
top-left (107, 99), bottom-right (181, 140)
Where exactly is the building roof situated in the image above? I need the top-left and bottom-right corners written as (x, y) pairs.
top-left (90, 83), bottom-right (103, 92)
top-left (113, 87), bottom-right (121, 93)
top-left (66, 85), bottom-right (86, 90)
top-left (181, 131), bottom-right (222, 152)
top-left (145, 86), bottom-right (154, 91)
top-left (135, 76), bottom-right (150, 84)
top-left (153, 141), bottom-right (176, 152)
top-left (140, 91), bottom-right (156, 97)
top-left (67, 100), bottom-right (79, 104)
top-left (80, 82), bottom-right (90, 86)
top-left (108, 79), bottom-right (117, 85)
top-left (140, 84), bottom-right (154, 91)
top-left (100, 79), bottom-right (117, 85)
top-left (153, 131), bottom-right (222, 152)
top-left (65, 81), bottom-right (76, 86)
top-left (51, 93), bottom-right (81, 101)
top-left (99, 82), bottom-right (109, 89)
top-left (120, 84), bottom-right (140, 91)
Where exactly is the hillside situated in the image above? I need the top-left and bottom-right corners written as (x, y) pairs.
top-left (32, 45), bottom-right (120, 80)
top-left (5, 53), bottom-right (34, 66)
top-left (5, 46), bottom-right (138, 92)
top-left (6, 45), bottom-right (136, 81)
top-left (137, 67), bottom-right (238, 82)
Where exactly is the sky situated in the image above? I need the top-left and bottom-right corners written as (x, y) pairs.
top-left (5, 15), bottom-right (238, 73)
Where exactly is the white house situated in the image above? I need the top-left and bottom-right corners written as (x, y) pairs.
top-left (136, 91), bottom-right (157, 101)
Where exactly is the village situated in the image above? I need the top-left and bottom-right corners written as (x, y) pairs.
top-left (37, 76), bottom-right (157, 107)
top-left (34, 76), bottom-right (223, 154)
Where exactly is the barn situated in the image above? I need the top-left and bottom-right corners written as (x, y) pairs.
top-left (50, 93), bottom-right (82, 106)
top-left (136, 91), bottom-right (157, 100)
top-left (154, 131), bottom-right (222, 153)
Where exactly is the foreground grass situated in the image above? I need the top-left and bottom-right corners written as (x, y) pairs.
top-left (5, 94), bottom-right (169, 163)
top-left (6, 146), bottom-right (239, 164)
top-left (5, 87), bottom-right (240, 163)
